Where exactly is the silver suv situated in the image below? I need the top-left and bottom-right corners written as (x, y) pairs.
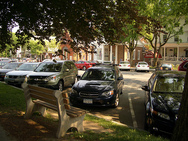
top-left (25, 60), bottom-right (78, 91)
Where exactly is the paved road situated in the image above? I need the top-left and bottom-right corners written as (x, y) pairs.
top-left (78, 70), bottom-right (153, 130)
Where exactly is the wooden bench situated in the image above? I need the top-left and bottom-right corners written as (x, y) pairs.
top-left (22, 83), bottom-right (88, 138)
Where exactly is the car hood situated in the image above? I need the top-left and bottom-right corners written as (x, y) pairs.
top-left (152, 93), bottom-right (182, 114)
top-left (0, 69), bottom-right (13, 73)
top-left (6, 70), bottom-right (34, 76)
top-left (73, 80), bottom-right (115, 92)
top-left (28, 72), bottom-right (59, 77)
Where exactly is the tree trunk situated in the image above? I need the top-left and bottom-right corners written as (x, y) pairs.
top-left (171, 69), bottom-right (188, 141)
top-left (129, 50), bottom-right (134, 67)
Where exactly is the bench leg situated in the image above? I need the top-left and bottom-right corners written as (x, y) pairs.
top-left (34, 104), bottom-right (47, 117)
top-left (24, 99), bottom-right (35, 119)
top-left (56, 114), bottom-right (85, 138)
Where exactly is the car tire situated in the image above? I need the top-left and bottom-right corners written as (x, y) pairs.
top-left (83, 66), bottom-right (86, 70)
top-left (112, 94), bottom-right (119, 108)
top-left (57, 80), bottom-right (64, 91)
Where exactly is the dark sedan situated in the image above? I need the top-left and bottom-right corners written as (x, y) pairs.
top-left (70, 65), bottom-right (124, 107)
top-left (142, 71), bottom-right (186, 135)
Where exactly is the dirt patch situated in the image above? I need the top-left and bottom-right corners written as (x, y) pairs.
top-left (0, 109), bottom-right (113, 141)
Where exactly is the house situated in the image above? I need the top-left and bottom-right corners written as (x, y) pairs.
top-left (160, 18), bottom-right (188, 64)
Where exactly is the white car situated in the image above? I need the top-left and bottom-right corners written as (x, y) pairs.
top-left (135, 62), bottom-right (149, 72)
top-left (118, 61), bottom-right (130, 71)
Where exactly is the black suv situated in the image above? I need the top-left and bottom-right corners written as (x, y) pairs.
top-left (70, 64), bottom-right (124, 107)
top-left (25, 60), bottom-right (78, 91)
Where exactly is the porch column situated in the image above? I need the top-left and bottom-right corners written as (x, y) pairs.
top-left (164, 47), bottom-right (166, 61)
top-left (177, 46), bottom-right (179, 61)
top-left (102, 45), bottom-right (104, 62)
top-left (115, 45), bottom-right (118, 64)
top-left (110, 45), bottom-right (112, 62)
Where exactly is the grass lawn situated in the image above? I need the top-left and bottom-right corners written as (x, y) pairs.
top-left (0, 82), bottom-right (169, 141)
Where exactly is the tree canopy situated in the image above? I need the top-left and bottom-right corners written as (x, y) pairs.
top-left (0, 0), bottom-right (142, 52)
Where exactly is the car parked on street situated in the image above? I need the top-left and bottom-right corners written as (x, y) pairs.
top-left (25, 60), bottom-right (78, 91)
top-left (70, 65), bottom-right (124, 107)
top-left (141, 71), bottom-right (186, 134)
top-left (135, 61), bottom-right (149, 72)
top-left (156, 63), bottom-right (173, 71)
top-left (0, 61), bottom-right (9, 68)
top-left (0, 62), bottom-right (23, 80)
top-left (4, 62), bottom-right (40, 86)
top-left (75, 60), bottom-right (92, 70)
top-left (178, 60), bottom-right (188, 71)
top-left (118, 61), bottom-right (130, 71)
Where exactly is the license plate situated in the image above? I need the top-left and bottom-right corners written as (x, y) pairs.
top-left (83, 99), bottom-right (93, 104)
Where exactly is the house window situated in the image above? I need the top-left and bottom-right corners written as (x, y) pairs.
top-left (163, 35), bottom-right (167, 42)
top-left (174, 36), bottom-right (179, 42)
top-left (137, 50), bottom-right (140, 60)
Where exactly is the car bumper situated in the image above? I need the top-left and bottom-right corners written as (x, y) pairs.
top-left (136, 68), bottom-right (149, 71)
top-left (119, 67), bottom-right (130, 70)
top-left (151, 116), bottom-right (175, 134)
top-left (70, 94), bottom-right (116, 107)
top-left (5, 78), bottom-right (25, 85)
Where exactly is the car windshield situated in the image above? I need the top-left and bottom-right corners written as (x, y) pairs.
top-left (34, 62), bottom-right (62, 72)
top-left (17, 63), bottom-right (38, 71)
top-left (153, 77), bottom-right (185, 93)
top-left (2, 63), bottom-right (19, 69)
top-left (81, 69), bottom-right (115, 81)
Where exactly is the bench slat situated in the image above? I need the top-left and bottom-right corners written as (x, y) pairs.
top-left (31, 93), bottom-right (57, 106)
top-left (28, 85), bottom-right (55, 95)
top-left (33, 99), bottom-right (57, 111)
top-left (29, 89), bottom-right (56, 100)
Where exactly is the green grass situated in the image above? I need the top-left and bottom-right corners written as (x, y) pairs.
top-left (0, 82), bottom-right (169, 141)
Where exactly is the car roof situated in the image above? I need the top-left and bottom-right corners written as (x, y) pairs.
top-left (88, 65), bottom-right (117, 70)
top-left (155, 71), bottom-right (186, 77)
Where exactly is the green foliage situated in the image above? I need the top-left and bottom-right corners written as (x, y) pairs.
top-left (0, 82), bottom-right (26, 111)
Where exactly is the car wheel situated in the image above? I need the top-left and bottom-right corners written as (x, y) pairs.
top-left (83, 66), bottom-right (86, 70)
top-left (57, 80), bottom-right (64, 91)
top-left (113, 94), bottom-right (119, 108)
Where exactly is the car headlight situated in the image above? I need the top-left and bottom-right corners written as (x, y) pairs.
top-left (101, 90), bottom-right (114, 97)
top-left (150, 108), bottom-right (170, 120)
top-left (71, 88), bottom-right (78, 94)
top-left (5, 75), bottom-right (9, 78)
top-left (45, 75), bottom-right (57, 82)
top-left (25, 75), bottom-right (30, 82)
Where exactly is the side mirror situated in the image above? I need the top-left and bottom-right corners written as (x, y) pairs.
top-left (141, 85), bottom-right (150, 91)
top-left (77, 75), bottom-right (81, 81)
top-left (117, 77), bottom-right (123, 80)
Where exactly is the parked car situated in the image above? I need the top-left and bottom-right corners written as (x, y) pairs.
top-left (4, 62), bottom-right (40, 86)
top-left (70, 65), bottom-right (124, 107)
top-left (141, 71), bottom-right (186, 134)
top-left (102, 61), bottom-right (113, 65)
top-left (0, 61), bottom-right (9, 68)
top-left (75, 60), bottom-right (92, 70)
top-left (0, 62), bottom-right (23, 80)
top-left (118, 61), bottom-right (130, 71)
top-left (0, 58), bottom-right (11, 62)
top-left (178, 60), bottom-right (188, 71)
top-left (156, 63), bottom-right (173, 71)
top-left (135, 61), bottom-right (149, 72)
top-left (25, 60), bottom-right (78, 91)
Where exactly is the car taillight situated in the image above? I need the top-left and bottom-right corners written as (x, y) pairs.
top-left (138, 65), bottom-right (140, 67)
top-left (128, 65), bottom-right (130, 67)
top-left (119, 65), bottom-right (121, 66)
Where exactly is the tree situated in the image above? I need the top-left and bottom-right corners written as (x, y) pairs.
top-left (138, 0), bottom-right (188, 67)
top-left (0, 0), bottom-right (144, 53)
top-left (28, 39), bottom-right (45, 61)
